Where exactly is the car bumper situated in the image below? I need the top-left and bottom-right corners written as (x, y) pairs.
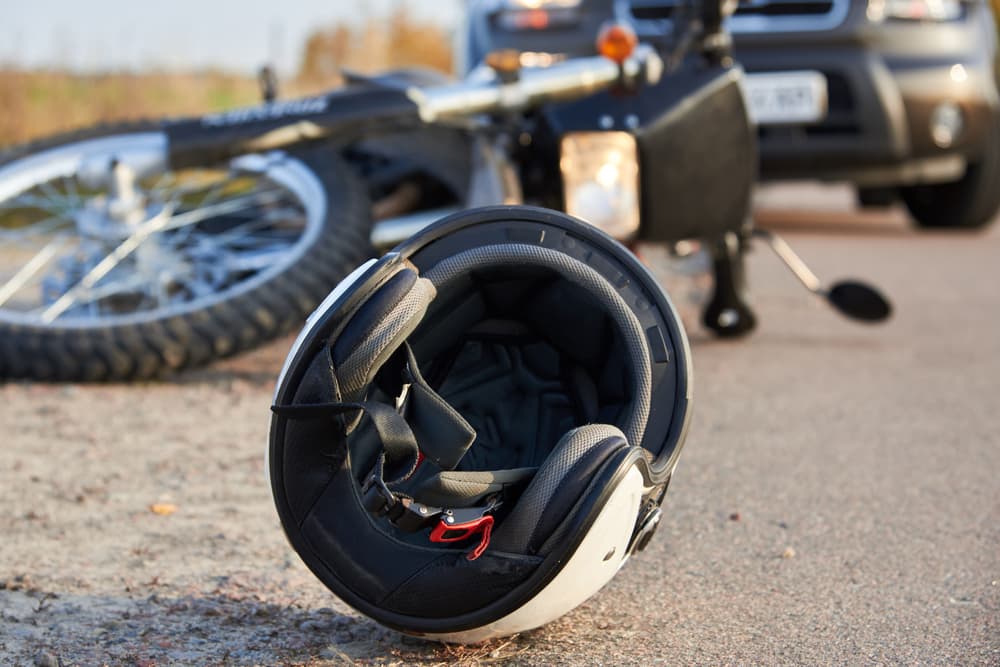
top-left (735, 27), bottom-right (998, 185)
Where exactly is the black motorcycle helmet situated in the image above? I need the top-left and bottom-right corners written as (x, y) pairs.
top-left (269, 206), bottom-right (691, 641)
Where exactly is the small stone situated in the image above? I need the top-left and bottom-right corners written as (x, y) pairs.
top-left (299, 619), bottom-right (325, 632)
top-left (3, 574), bottom-right (31, 591)
top-left (782, 547), bottom-right (796, 559)
top-left (729, 512), bottom-right (741, 522)
top-left (34, 651), bottom-right (60, 667)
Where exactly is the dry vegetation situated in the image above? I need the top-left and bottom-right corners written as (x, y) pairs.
top-left (1, 2), bottom-right (998, 150)
top-left (0, 70), bottom-right (261, 148)
top-left (298, 7), bottom-right (452, 83)
top-left (0, 7), bottom-right (451, 149)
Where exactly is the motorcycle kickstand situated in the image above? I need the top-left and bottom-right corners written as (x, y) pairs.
top-left (702, 231), bottom-right (757, 338)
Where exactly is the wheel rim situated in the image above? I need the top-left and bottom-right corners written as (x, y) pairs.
top-left (0, 132), bottom-right (327, 328)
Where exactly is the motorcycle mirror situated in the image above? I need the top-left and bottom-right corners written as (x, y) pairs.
top-left (826, 281), bottom-right (892, 323)
top-left (752, 228), bottom-right (893, 324)
top-left (258, 65), bottom-right (278, 103)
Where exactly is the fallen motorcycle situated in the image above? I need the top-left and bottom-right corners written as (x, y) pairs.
top-left (0, 31), bottom-right (666, 382)
top-left (0, 1), bottom-right (888, 381)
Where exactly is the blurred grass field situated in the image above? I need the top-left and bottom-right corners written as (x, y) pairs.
top-left (0, 70), bottom-right (262, 149)
top-left (1, 2), bottom-right (998, 150)
top-left (0, 7), bottom-right (451, 150)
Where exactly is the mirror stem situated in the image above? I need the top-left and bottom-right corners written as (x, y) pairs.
top-left (752, 228), bottom-right (823, 294)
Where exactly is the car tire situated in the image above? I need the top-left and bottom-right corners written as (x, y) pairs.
top-left (856, 186), bottom-right (897, 209)
top-left (900, 114), bottom-right (1000, 230)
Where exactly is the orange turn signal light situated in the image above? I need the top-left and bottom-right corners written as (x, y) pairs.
top-left (596, 22), bottom-right (638, 64)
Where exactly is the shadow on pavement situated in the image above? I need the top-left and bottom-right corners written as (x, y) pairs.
top-left (753, 208), bottom-right (913, 238)
top-left (1, 583), bottom-right (535, 665)
top-left (169, 335), bottom-right (294, 388)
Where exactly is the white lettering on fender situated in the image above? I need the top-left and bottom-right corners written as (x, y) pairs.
top-left (201, 97), bottom-right (329, 127)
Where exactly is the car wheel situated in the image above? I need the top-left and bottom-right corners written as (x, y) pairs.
top-left (856, 186), bottom-right (897, 209)
top-left (900, 114), bottom-right (1000, 230)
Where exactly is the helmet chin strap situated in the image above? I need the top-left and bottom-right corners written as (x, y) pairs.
top-left (392, 344), bottom-right (476, 470)
top-left (272, 343), bottom-right (499, 560)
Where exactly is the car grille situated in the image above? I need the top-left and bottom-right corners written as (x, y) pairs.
top-left (623, 0), bottom-right (850, 33)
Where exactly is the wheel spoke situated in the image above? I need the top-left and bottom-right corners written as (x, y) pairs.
top-left (39, 205), bottom-right (176, 322)
top-left (216, 232), bottom-right (300, 249)
top-left (61, 273), bottom-right (149, 309)
top-left (0, 193), bottom-right (74, 215)
top-left (0, 133), bottom-right (317, 326)
top-left (159, 188), bottom-right (287, 233)
top-left (37, 179), bottom-right (77, 210)
top-left (147, 171), bottom-right (176, 195)
top-left (189, 176), bottom-right (231, 210)
top-left (177, 275), bottom-right (218, 299)
top-left (33, 271), bottom-right (165, 318)
top-left (183, 206), bottom-right (302, 248)
top-left (0, 215), bottom-right (73, 243)
top-left (36, 188), bottom-right (289, 321)
top-left (62, 176), bottom-right (81, 207)
top-left (0, 236), bottom-right (70, 307)
top-left (220, 246), bottom-right (291, 273)
top-left (153, 175), bottom-right (222, 206)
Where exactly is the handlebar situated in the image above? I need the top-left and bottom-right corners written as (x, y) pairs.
top-left (166, 45), bottom-right (664, 168)
top-left (408, 45), bottom-right (665, 123)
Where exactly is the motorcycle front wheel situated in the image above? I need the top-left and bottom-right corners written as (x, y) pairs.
top-left (0, 123), bottom-right (373, 381)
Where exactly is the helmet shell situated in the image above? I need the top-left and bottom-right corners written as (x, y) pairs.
top-left (269, 206), bottom-right (691, 639)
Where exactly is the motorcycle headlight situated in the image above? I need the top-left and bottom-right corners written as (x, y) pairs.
top-left (561, 132), bottom-right (641, 241)
top-left (499, 0), bottom-right (583, 30)
top-left (866, 0), bottom-right (963, 22)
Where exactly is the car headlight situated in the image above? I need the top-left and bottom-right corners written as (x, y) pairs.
top-left (561, 132), bottom-right (641, 241)
top-left (866, 0), bottom-right (963, 22)
top-left (499, 0), bottom-right (583, 30)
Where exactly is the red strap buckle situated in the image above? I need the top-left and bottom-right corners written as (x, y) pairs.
top-left (429, 514), bottom-right (494, 561)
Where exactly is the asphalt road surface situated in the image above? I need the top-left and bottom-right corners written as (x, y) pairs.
top-left (2, 185), bottom-right (998, 666)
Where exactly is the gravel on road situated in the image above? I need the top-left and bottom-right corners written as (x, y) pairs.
top-left (2, 189), bottom-right (998, 666)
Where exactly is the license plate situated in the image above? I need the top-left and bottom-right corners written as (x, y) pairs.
top-left (743, 71), bottom-right (828, 125)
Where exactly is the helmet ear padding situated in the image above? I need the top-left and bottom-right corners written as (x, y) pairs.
top-left (490, 424), bottom-right (629, 555)
top-left (331, 267), bottom-right (436, 399)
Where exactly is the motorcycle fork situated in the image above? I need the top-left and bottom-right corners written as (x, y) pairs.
top-left (468, 134), bottom-right (523, 208)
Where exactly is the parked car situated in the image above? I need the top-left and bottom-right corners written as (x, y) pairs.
top-left (472, 0), bottom-right (1000, 229)
top-left (460, 0), bottom-right (890, 336)
top-left (716, 0), bottom-right (999, 229)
